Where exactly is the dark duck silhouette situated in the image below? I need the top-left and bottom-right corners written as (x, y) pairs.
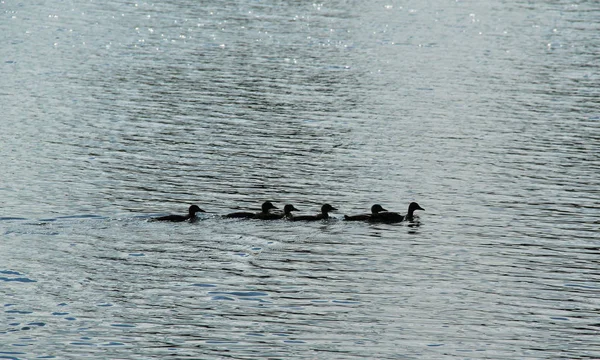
top-left (151, 205), bottom-right (205, 222)
top-left (224, 201), bottom-right (278, 219)
top-left (344, 204), bottom-right (388, 221)
top-left (291, 204), bottom-right (337, 221)
top-left (370, 202), bottom-right (424, 223)
top-left (261, 204), bottom-right (300, 220)
top-left (282, 204), bottom-right (300, 219)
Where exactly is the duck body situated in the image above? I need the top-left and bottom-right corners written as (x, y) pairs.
top-left (224, 211), bottom-right (255, 219)
top-left (370, 211), bottom-right (404, 223)
top-left (291, 204), bottom-right (337, 221)
top-left (344, 204), bottom-right (387, 221)
top-left (224, 201), bottom-right (277, 219)
top-left (151, 205), bottom-right (205, 223)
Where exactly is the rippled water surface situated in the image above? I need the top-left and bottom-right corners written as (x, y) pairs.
top-left (1, 0), bottom-right (599, 358)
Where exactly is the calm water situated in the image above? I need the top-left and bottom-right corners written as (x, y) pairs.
top-left (1, 0), bottom-right (599, 358)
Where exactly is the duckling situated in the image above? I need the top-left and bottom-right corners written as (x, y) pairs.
top-left (344, 204), bottom-right (387, 221)
top-left (291, 204), bottom-right (337, 221)
top-left (261, 204), bottom-right (300, 220)
top-left (151, 205), bottom-right (205, 223)
top-left (224, 201), bottom-right (277, 219)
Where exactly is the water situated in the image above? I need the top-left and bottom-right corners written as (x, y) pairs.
top-left (1, 0), bottom-right (599, 358)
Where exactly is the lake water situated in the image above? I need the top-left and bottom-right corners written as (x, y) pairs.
top-left (1, 0), bottom-right (599, 358)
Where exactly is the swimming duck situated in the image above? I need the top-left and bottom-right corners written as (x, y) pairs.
top-left (404, 202), bottom-right (425, 221)
top-left (344, 204), bottom-right (388, 221)
top-left (261, 204), bottom-right (300, 220)
top-left (224, 201), bottom-right (278, 219)
top-left (282, 204), bottom-right (300, 219)
top-left (371, 202), bottom-right (424, 223)
top-left (291, 204), bottom-right (337, 221)
top-left (151, 205), bottom-right (205, 222)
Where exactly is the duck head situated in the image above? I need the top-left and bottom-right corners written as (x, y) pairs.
top-left (189, 205), bottom-right (206, 215)
top-left (283, 204), bottom-right (299, 214)
top-left (371, 204), bottom-right (388, 213)
top-left (261, 201), bottom-right (278, 212)
top-left (407, 202), bottom-right (424, 216)
top-left (321, 204), bottom-right (338, 214)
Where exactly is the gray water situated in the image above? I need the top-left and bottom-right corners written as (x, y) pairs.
top-left (1, 0), bottom-right (599, 358)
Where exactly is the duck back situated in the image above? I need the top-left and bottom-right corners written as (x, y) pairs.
top-left (344, 214), bottom-right (371, 221)
top-left (224, 212), bottom-right (255, 219)
top-left (370, 211), bottom-right (404, 223)
top-left (152, 214), bottom-right (190, 222)
top-left (290, 214), bottom-right (325, 221)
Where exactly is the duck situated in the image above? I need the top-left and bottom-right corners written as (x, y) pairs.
top-left (282, 204), bottom-right (300, 219)
top-left (224, 201), bottom-right (278, 219)
top-left (261, 204), bottom-right (300, 220)
top-left (370, 202), bottom-right (424, 223)
top-left (344, 204), bottom-right (388, 221)
top-left (151, 205), bottom-right (205, 222)
top-left (290, 204), bottom-right (337, 221)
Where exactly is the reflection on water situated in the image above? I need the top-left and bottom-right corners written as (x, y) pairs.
top-left (1, 0), bottom-right (599, 359)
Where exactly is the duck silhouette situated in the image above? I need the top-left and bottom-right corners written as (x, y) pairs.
top-left (291, 204), bottom-right (337, 221)
top-left (224, 201), bottom-right (278, 219)
top-left (261, 204), bottom-right (300, 220)
top-left (344, 204), bottom-right (388, 221)
top-left (151, 205), bottom-right (205, 223)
